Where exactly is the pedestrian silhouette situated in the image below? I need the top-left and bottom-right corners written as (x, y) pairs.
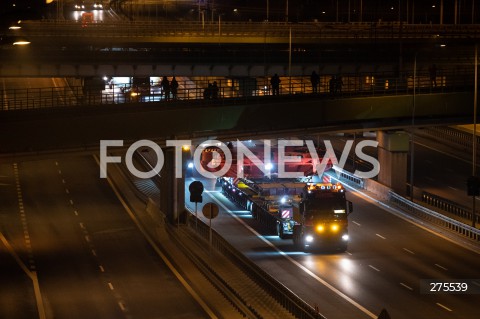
top-left (161, 76), bottom-right (170, 100)
top-left (329, 76), bottom-right (336, 96)
top-left (429, 64), bottom-right (437, 88)
top-left (336, 76), bottom-right (343, 94)
top-left (211, 81), bottom-right (219, 99)
top-left (310, 70), bottom-right (320, 94)
top-left (204, 83), bottom-right (212, 99)
top-left (170, 76), bottom-right (179, 99)
top-left (271, 74), bottom-right (281, 96)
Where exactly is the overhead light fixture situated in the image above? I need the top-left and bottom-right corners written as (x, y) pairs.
top-left (13, 40), bottom-right (31, 45)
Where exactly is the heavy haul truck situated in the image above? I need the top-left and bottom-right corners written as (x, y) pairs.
top-left (220, 177), bottom-right (352, 251)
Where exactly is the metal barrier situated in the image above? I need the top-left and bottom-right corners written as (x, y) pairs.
top-left (390, 192), bottom-right (480, 241)
top-left (0, 68), bottom-right (474, 111)
top-left (20, 20), bottom-right (480, 40)
top-left (421, 191), bottom-right (479, 224)
top-left (185, 208), bottom-right (327, 319)
top-left (331, 165), bottom-right (364, 188)
top-left (332, 167), bottom-right (480, 241)
top-left (423, 126), bottom-right (480, 149)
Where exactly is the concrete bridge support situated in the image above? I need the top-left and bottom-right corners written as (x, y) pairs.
top-left (159, 148), bottom-right (187, 224)
top-left (377, 131), bottom-right (410, 196)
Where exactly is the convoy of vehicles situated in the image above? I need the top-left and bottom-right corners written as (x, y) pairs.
top-left (220, 177), bottom-right (352, 252)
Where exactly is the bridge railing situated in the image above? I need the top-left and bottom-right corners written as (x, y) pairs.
top-left (0, 68), bottom-right (474, 111)
top-left (19, 20), bottom-right (480, 40)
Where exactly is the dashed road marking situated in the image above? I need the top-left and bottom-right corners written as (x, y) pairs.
top-left (369, 265), bottom-right (380, 272)
top-left (108, 282), bottom-right (114, 290)
top-left (436, 303), bottom-right (452, 312)
top-left (400, 283), bottom-right (413, 291)
top-left (376, 233), bottom-right (386, 240)
top-left (435, 263), bottom-right (448, 271)
top-left (352, 220), bottom-right (361, 226)
top-left (403, 248), bottom-right (415, 255)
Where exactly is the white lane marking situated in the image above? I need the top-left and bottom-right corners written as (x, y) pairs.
top-left (368, 265), bottom-right (380, 272)
top-left (448, 186), bottom-right (457, 191)
top-left (55, 162), bottom-right (59, 166)
top-left (204, 190), bottom-right (377, 319)
top-left (346, 251), bottom-right (352, 256)
top-left (403, 248), bottom-right (415, 255)
top-left (58, 170), bottom-right (62, 175)
top-left (99, 265), bottom-right (105, 273)
top-left (62, 179), bottom-right (66, 184)
top-left (108, 282), bottom-right (114, 290)
top-left (74, 210), bottom-right (78, 216)
top-left (96, 156), bottom-right (219, 319)
top-left (400, 283), bottom-right (413, 291)
top-left (435, 263), bottom-right (448, 271)
top-left (0, 232), bottom-right (47, 319)
top-left (65, 188), bottom-right (70, 194)
top-left (79, 223), bottom-right (85, 230)
top-left (85, 235), bottom-right (90, 243)
top-left (118, 301), bottom-right (126, 312)
top-left (375, 233), bottom-right (386, 240)
top-left (352, 220), bottom-right (361, 226)
top-left (436, 303), bottom-right (453, 312)
top-left (69, 199), bottom-right (74, 205)
top-left (91, 249), bottom-right (97, 257)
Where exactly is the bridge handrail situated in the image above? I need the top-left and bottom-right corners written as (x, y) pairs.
top-left (18, 20), bottom-right (480, 39)
top-left (0, 67), bottom-right (474, 111)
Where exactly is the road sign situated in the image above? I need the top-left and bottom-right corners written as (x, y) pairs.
top-left (189, 181), bottom-right (204, 203)
top-left (202, 202), bottom-right (219, 219)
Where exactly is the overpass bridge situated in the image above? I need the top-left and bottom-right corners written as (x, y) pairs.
top-left (1, 20), bottom-right (478, 77)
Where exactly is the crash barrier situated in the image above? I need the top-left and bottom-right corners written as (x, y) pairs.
top-left (331, 165), bottom-right (364, 188)
top-left (186, 209), bottom-right (328, 319)
top-left (422, 126), bottom-right (480, 149)
top-left (421, 191), bottom-right (479, 225)
top-left (389, 192), bottom-right (480, 241)
top-left (333, 168), bottom-right (480, 241)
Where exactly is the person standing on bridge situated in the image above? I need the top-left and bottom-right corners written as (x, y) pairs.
top-left (429, 64), bottom-right (437, 88)
top-left (211, 81), bottom-right (219, 99)
top-left (161, 76), bottom-right (170, 101)
top-left (310, 70), bottom-right (320, 94)
top-left (170, 77), bottom-right (179, 99)
top-left (271, 74), bottom-right (281, 96)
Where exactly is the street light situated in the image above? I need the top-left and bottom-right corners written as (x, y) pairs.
top-left (410, 53), bottom-right (417, 201)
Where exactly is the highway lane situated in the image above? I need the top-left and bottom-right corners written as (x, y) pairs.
top-left (0, 162), bottom-right (37, 319)
top-left (186, 175), bottom-right (480, 319)
top-left (1, 156), bottom-right (208, 318)
top-left (413, 140), bottom-right (476, 208)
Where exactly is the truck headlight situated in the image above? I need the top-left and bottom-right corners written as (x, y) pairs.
top-left (342, 234), bottom-right (349, 241)
top-left (305, 235), bottom-right (314, 243)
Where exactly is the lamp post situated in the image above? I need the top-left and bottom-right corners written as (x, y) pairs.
top-left (410, 53), bottom-right (417, 201)
top-left (286, 0), bottom-right (289, 22)
top-left (472, 44), bottom-right (478, 228)
top-left (267, 0), bottom-right (269, 21)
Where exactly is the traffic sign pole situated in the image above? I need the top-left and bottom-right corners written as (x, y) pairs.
top-left (209, 206), bottom-right (212, 254)
top-left (195, 202), bottom-right (198, 231)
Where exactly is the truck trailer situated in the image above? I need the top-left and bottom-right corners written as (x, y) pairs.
top-left (220, 177), bottom-right (352, 252)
